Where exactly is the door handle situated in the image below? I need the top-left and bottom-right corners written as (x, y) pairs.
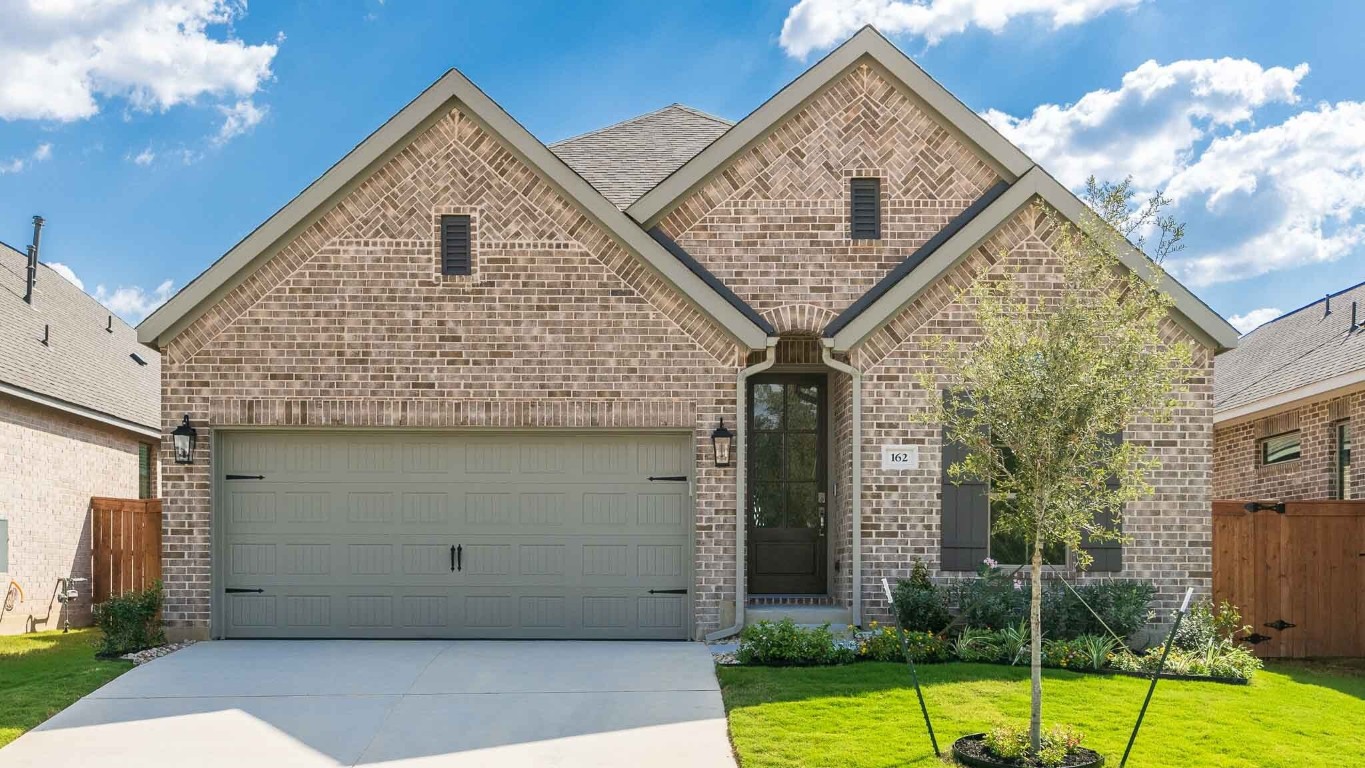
top-left (457, 545), bottom-right (463, 572)
top-left (450, 545), bottom-right (456, 572)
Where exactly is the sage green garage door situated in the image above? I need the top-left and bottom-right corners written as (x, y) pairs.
top-left (217, 431), bottom-right (693, 639)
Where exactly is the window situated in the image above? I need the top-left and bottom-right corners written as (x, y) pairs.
top-left (439, 214), bottom-right (472, 276)
top-left (1337, 422), bottom-right (1352, 500)
top-left (138, 443), bottom-right (153, 499)
top-left (1261, 431), bottom-right (1302, 465)
top-left (849, 177), bottom-right (881, 239)
top-left (988, 445), bottom-right (1065, 565)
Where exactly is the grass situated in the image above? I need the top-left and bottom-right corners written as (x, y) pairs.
top-left (0, 629), bottom-right (132, 748)
top-left (719, 660), bottom-right (1365, 768)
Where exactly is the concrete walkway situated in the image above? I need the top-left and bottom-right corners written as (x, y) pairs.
top-left (0, 640), bottom-right (736, 767)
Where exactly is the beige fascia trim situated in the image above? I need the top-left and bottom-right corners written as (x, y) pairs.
top-left (138, 69), bottom-right (769, 350)
top-left (829, 167), bottom-right (1242, 353)
top-left (0, 381), bottom-right (159, 439)
top-left (625, 25), bottom-right (1033, 227)
top-left (1214, 370), bottom-right (1365, 426)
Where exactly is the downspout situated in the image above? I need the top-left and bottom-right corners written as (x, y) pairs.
top-left (821, 340), bottom-right (863, 627)
top-left (705, 337), bottom-right (778, 642)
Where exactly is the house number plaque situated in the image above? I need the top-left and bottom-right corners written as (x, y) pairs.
top-left (880, 445), bottom-right (919, 470)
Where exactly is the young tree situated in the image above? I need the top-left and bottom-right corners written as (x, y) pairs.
top-left (919, 193), bottom-right (1194, 753)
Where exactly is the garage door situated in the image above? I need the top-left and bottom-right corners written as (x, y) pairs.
top-left (217, 431), bottom-right (693, 639)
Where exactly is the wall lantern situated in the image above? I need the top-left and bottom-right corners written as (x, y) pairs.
top-left (711, 419), bottom-right (734, 468)
top-left (172, 414), bottom-right (198, 465)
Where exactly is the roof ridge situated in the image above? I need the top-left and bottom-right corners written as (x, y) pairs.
top-left (549, 103), bottom-right (732, 148)
top-left (1237, 276), bottom-right (1365, 338)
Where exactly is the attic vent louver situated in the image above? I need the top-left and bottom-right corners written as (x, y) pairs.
top-left (850, 178), bottom-right (880, 240)
top-left (440, 215), bottom-right (472, 276)
top-left (130, 352), bottom-right (147, 366)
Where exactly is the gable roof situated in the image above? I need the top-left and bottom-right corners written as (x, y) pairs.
top-left (550, 104), bottom-right (732, 209)
top-left (1214, 282), bottom-right (1365, 422)
top-left (626, 26), bottom-right (1034, 227)
top-left (824, 167), bottom-right (1241, 353)
top-left (0, 241), bottom-right (160, 436)
top-left (136, 70), bottom-right (770, 350)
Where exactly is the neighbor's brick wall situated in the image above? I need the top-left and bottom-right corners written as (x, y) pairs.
top-left (849, 205), bottom-right (1216, 635)
top-left (1213, 392), bottom-right (1363, 500)
top-left (658, 61), bottom-right (1000, 327)
top-left (0, 394), bottom-right (148, 634)
top-left (157, 103), bottom-right (744, 637)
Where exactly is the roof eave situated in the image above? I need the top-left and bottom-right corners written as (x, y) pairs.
top-left (138, 69), bottom-right (769, 351)
top-left (624, 25), bottom-right (1035, 228)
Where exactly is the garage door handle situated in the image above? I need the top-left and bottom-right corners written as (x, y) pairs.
top-left (450, 545), bottom-right (456, 572)
top-left (225, 588), bottom-right (264, 594)
top-left (648, 589), bottom-right (687, 594)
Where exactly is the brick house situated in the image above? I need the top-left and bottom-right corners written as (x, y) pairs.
top-left (1, 220), bottom-right (161, 634)
top-left (1214, 284), bottom-right (1365, 501)
top-left (136, 28), bottom-right (1238, 642)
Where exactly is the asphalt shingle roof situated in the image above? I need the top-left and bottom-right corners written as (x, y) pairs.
top-left (549, 104), bottom-right (732, 209)
top-left (1215, 280), bottom-right (1365, 412)
top-left (0, 241), bottom-right (159, 430)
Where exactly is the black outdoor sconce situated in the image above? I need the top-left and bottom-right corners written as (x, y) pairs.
top-left (172, 414), bottom-right (198, 465)
top-left (711, 419), bottom-right (734, 468)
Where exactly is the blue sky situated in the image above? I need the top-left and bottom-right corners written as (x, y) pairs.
top-left (2, 0), bottom-right (1362, 333)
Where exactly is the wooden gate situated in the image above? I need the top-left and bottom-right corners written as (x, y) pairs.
top-left (91, 497), bottom-right (162, 603)
top-left (1213, 500), bottom-right (1365, 658)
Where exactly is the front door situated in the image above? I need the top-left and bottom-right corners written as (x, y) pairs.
top-left (747, 375), bottom-right (826, 594)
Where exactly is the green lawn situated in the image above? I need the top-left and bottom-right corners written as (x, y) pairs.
top-left (0, 629), bottom-right (133, 748)
top-left (719, 661), bottom-right (1365, 768)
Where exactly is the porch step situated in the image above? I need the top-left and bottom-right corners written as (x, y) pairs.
top-left (745, 603), bottom-right (853, 630)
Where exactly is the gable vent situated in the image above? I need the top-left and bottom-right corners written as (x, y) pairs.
top-left (440, 215), bottom-right (472, 276)
top-left (850, 177), bottom-right (881, 240)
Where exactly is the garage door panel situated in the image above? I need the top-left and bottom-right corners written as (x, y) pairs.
top-left (219, 431), bottom-right (693, 640)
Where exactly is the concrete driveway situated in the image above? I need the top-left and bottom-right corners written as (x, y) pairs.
top-left (0, 640), bottom-right (735, 767)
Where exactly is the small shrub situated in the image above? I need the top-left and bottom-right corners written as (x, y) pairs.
top-left (1041, 638), bottom-right (1088, 670)
top-left (1075, 634), bottom-right (1119, 671)
top-left (954, 627), bottom-right (1004, 664)
top-left (92, 582), bottom-right (165, 656)
top-left (996, 620), bottom-right (1030, 666)
top-left (1173, 599), bottom-right (1246, 651)
top-left (1110, 643), bottom-right (1262, 680)
top-left (856, 622), bottom-right (950, 663)
top-left (893, 561), bottom-right (951, 632)
top-left (983, 724), bottom-right (1087, 768)
top-left (947, 570), bottom-right (1156, 642)
top-left (737, 619), bottom-right (855, 666)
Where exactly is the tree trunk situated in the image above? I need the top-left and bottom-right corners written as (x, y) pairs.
top-left (1030, 535), bottom-right (1044, 753)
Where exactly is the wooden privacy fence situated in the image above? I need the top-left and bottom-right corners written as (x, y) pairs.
top-left (1213, 500), bottom-right (1365, 658)
top-left (91, 497), bottom-right (162, 604)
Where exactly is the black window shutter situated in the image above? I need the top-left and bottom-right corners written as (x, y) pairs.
top-left (1080, 431), bottom-right (1124, 572)
top-left (850, 178), bottom-right (881, 239)
top-left (440, 215), bottom-right (471, 276)
top-left (941, 390), bottom-right (989, 570)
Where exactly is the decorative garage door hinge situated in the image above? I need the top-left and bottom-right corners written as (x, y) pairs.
top-left (225, 474), bottom-right (265, 480)
top-left (647, 475), bottom-right (688, 482)
top-left (647, 589), bottom-right (688, 594)
top-left (225, 588), bottom-right (264, 594)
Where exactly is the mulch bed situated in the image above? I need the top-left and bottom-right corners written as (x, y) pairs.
top-left (952, 733), bottom-right (1105, 768)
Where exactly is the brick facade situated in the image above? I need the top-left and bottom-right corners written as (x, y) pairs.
top-left (155, 55), bottom-right (1219, 639)
top-left (1213, 392), bottom-right (1362, 501)
top-left (0, 395), bottom-right (152, 634)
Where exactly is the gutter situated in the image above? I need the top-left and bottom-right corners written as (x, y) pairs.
top-left (705, 338), bottom-right (778, 642)
top-left (820, 340), bottom-right (863, 627)
top-left (0, 380), bottom-right (159, 440)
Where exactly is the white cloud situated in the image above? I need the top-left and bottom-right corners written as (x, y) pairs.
top-left (779, 0), bottom-right (1144, 57)
top-left (214, 98), bottom-right (267, 144)
top-left (0, 141), bottom-right (56, 174)
top-left (132, 147), bottom-right (156, 166)
top-left (1227, 307), bottom-right (1283, 334)
top-left (983, 58), bottom-right (1308, 192)
top-left (46, 262), bottom-right (84, 290)
top-left (983, 57), bottom-right (1365, 287)
top-left (94, 280), bottom-right (176, 323)
top-left (0, 0), bottom-right (278, 143)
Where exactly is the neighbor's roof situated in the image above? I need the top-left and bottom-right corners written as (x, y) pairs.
top-left (550, 104), bottom-right (732, 209)
top-left (0, 241), bottom-right (160, 435)
top-left (1215, 281), bottom-right (1365, 419)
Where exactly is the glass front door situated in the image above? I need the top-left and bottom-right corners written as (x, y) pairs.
top-left (747, 374), bottom-right (827, 594)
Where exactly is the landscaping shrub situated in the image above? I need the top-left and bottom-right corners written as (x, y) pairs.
top-left (856, 622), bottom-right (950, 663)
top-left (892, 560), bottom-right (950, 632)
top-left (983, 724), bottom-right (1086, 768)
top-left (737, 619), bottom-right (855, 666)
top-left (946, 565), bottom-right (1156, 642)
top-left (1041, 637), bottom-right (1090, 670)
top-left (953, 627), bottom-right (1005, 663)
top-left (1173, 599), bottom-right (1245, 651)
top-left (1110, 642), bottom-right (1263, 680)
top-left (92, 582), bottom-right (165, 656)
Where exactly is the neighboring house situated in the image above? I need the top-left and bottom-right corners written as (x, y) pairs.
top-left (1214, 283), bottom-right (1365, 500)
top-left (136, 27), bottom-right (1238, 642)
top-left (0, 220), bottom-right (161, 634)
